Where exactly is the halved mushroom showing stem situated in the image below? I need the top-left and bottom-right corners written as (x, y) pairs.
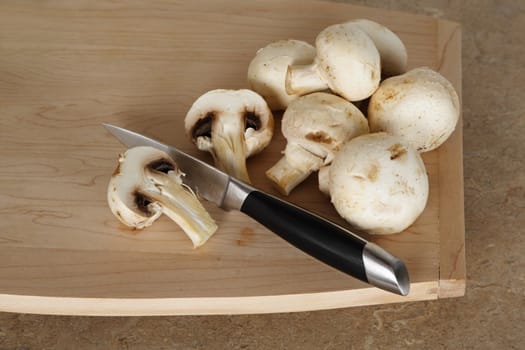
top-left (185, 89), bottom-right (274, 183)
top-left (285, 22), bottom-right (381, 102)
top-left (107, 146), bottom-right (218, 248)
top-left (247, 39), bottom-right (316, 111)
top-left (266, 92), bottom-right (369, 195)
top-left (368, 67), bottom-right (460, 152)
top-left (327, 133), bottom-right (429, 235)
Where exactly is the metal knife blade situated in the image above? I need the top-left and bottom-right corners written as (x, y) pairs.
top-left (103, 123), bottom-right (410, 296)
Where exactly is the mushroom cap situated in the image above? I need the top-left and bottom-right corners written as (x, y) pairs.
top-left (368, 67), bottom-right (460, 152)
top-left (247, 39), bottom-right (316, 111)
top-left (329, 133), bottom-right (429, 234)
top-left (107, 146), bottom-right (179, 228)
top-left (282, 92), bottom-right (369, 165)
top-left (349, 18), bottom-right (408, 77)
top-left (184, 89), bottom-right (274, 157)
top-left (314, 22), bottom-right (381, 101)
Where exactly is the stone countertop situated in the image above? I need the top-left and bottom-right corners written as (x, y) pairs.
top-left (1, 0), bottom-right (523, 349)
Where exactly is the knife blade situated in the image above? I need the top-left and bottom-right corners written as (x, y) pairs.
top-left (103, 123), bottom-right (410, 296)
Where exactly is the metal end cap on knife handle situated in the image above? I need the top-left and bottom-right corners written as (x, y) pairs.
top-left (362, 242), bottom-right (410, 296)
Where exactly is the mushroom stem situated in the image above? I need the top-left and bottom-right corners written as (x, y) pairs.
top-left (209, 112), bottom-right (251, 183)
top-left (142, 169), bottom-right (218, 248)
top-left (266, 143), bottom-right (324, 195)
top-left (285, 63), bottom-right (329, 96)
top-left (317, 166), bottom-right (330, 196)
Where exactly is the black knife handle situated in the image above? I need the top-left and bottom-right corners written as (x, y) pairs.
top-left (240, 190), bottom-right (368, 282)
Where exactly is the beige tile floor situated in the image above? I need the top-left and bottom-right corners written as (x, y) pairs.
top-left (1, 1), bottom-right (523, 349)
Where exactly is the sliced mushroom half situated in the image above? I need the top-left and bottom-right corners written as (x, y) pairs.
top-left (185, 89), bottom-right (274, 183)
top-left (107, 146), bottom-right (218, 248)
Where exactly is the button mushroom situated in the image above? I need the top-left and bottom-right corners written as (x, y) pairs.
top-left (266, 92), bottom-right (369, 195)
top-left (326, 133), bottom-right (429, 235)
top-left (107, 146), bottom-right (218, 248)
top-left (185, 89), bottom-right (274, 183)
top-left (285, 22), bottom-right (381, 102)
top-left (247, 39), bottom-right (316, 111)
top-left (348, 19), bottom-right (408, 77)
top-left (368, 67), bottom-right (461, 152)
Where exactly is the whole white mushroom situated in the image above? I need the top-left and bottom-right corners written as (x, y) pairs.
top-left (327, 133), bottom-right (429, 235)
top-left (348, 18), bottom-right (408, 77)
top-left (368, 67), bottom-right (460, 152)
top-left (285, 22), bottom-right (381, 102)
top-left (247, 39), bottom-right (316, 111)
top-left (266, 92), bottom-right (369, 195)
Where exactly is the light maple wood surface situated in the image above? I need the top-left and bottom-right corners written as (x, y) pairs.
top-left (0, 0), bottom-right (465, 315)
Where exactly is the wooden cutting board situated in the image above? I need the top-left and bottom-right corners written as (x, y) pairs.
top-left (0, 0), bottom-right (465, 315)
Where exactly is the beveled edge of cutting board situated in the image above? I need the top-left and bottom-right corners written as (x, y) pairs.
top-left (0, 281), bottom-right (438, 316)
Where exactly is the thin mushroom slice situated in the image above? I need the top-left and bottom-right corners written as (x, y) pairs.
top-left (185, 89), bottom-right (274, 183)
top-left (107, 146), bottom-right (218, 248)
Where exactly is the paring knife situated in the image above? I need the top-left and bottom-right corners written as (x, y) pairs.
top-left (103, 123), bottom-right (410, 296)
